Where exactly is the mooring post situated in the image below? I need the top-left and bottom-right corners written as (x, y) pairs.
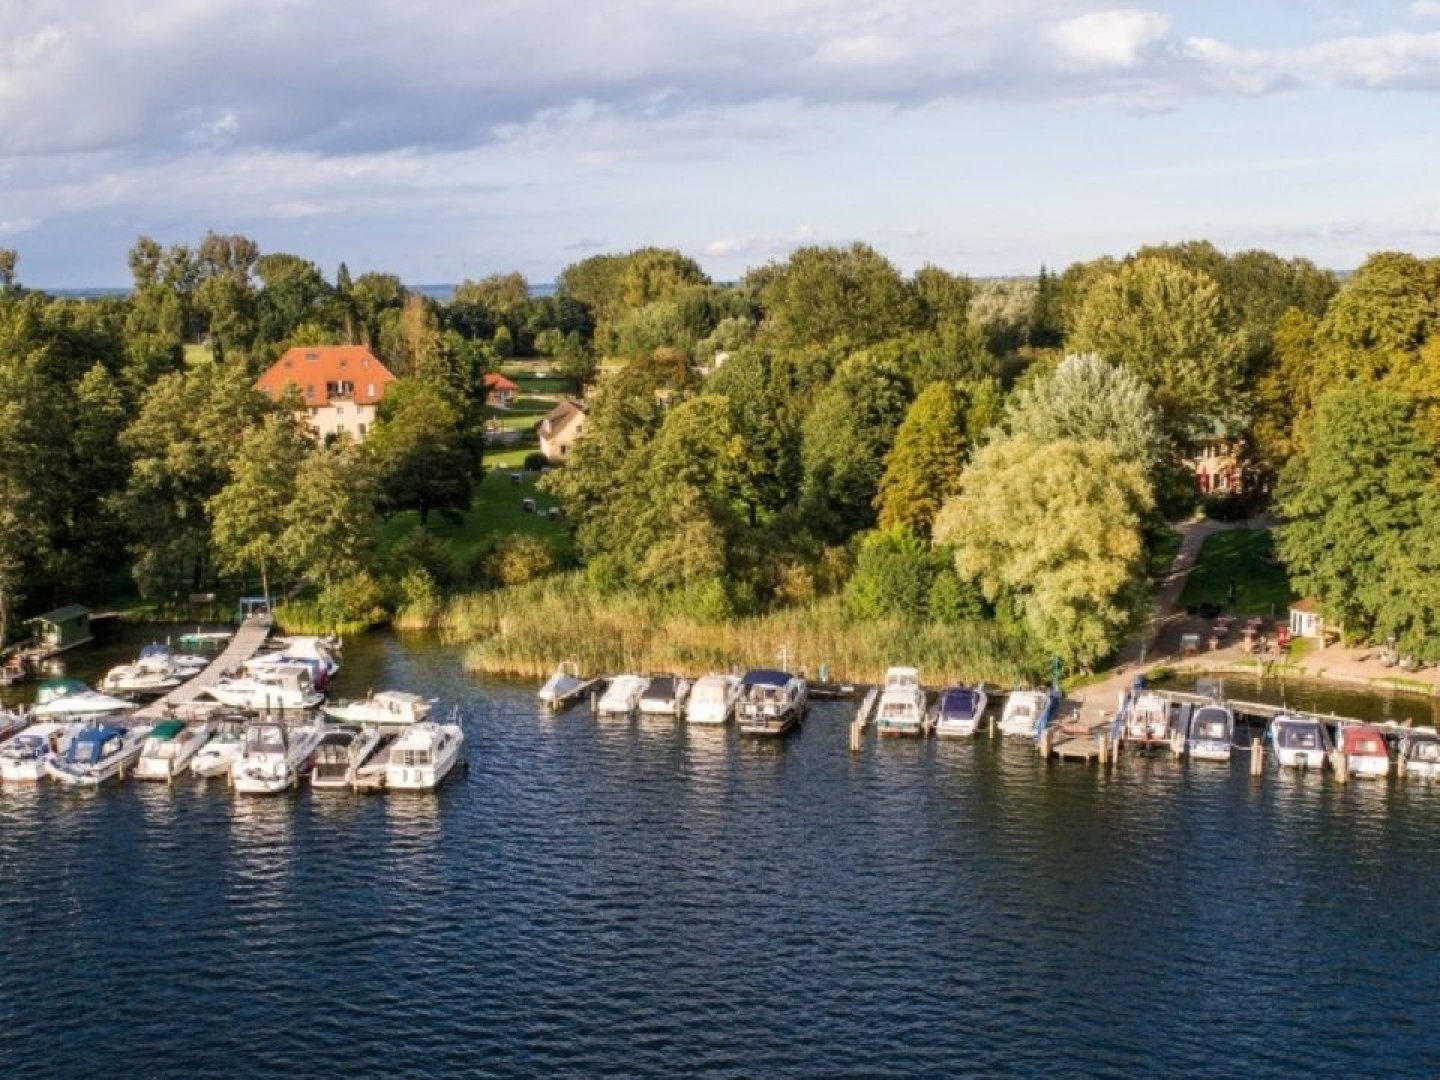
top-left (1398, 753), bottom-right (1408, 779)
top-left (1171, 730), bottom-right (1183, 760)
top-left (989, 715), bottom-right (995, 738)
top-left (589, 689), bottom-right (598, 717)
top-left (1039, 726), bottom-right (1051, 759)
top-left (1250, 739), bottom-right (1263, 778)
top-left (1333, 751), bottom-right (1349, 784)
top-left (849, 719), bottom-right (861, 753)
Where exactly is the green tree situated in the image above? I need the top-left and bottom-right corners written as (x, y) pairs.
top-left (366, 379), bottom-right (476, 525)
top-left (209, 413), bottom-right (309, 599)
top-left (281, 442), bottom-right (379, 590)
top-left (875, 381), bottom-right (969, 538)
top-left (755, 243), bottom-right (920, 350)
top-left (844, 526), bottom-right (947, 620)
top-left (935, 436), bottom-right (1153, 668)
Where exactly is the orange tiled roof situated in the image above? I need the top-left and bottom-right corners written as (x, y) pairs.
top-left (256, 345), bottom-right (396, 407)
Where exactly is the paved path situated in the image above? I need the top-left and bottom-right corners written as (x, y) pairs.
top-left (134, 618), bottom-right (271, 719)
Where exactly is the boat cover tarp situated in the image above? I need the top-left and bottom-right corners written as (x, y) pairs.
top-left (742, 670), bottom-right (792, 688)
top-left (940, 687), bottom-right (979, 719)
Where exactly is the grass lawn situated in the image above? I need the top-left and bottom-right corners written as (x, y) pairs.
top-left (506, 375), bottom-right (575, 395)
top-left (1148, 529), bottom-right (1183, 583)
top-left (378, 469), bottom-right (571, 578)
top-left (1178, 528), bottom-right (1295, 617)
top-left (484, 446), bottom-right (541, 469)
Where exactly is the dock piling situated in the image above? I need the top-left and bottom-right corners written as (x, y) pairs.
top-left (589, 689), bottom-right (598, 717)
top-left (1333, 751), bottom-right (1349, 784)
top-left (1039, 727), bottom-right (1052, 759)
top-left (1250, 739), bottom-right (1263, 778)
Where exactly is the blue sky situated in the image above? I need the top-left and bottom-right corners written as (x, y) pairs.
top-left (4, 0), bottom-right (1440, 287)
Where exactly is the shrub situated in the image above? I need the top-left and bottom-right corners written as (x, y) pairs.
top-left (928, 568), bottom-right (985, 624)
top-left (523, 451), bottom-right (550, 471)
top-left (844, 527), bottom-right (942, 620)
top-left (388, 526), bottom-right (456, 589)
top-left (494, 534), bottom-right (557, 587)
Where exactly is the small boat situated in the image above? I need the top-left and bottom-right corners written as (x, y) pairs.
top-left (310, 727), bottom-right (383, 790)
top-left (1270, 712), bottom-right (1332, 771)
top-left (190, 718), bottom-right (247, 778)
top-left (875, 667), bottom-right (928, 736)
top-left (596, 674), bottom-right (647, 719)
top-left (1185, 702), bottom-right (1235, 762)
top-left (231, 719), bottom-right (326, 794)
top-left (100, 643), bottom-right (206, 696)
top-left (537, 661), bottom-right (593, 711)
top-left (1400, 728), bottom-right (1440, 780)
top-left (638, 674), bottom-right (691, 718)
top-left (44, 721), bottom-right (151, 786)
top-left (32, 690), bottom-right (140, 719)
top-left (687, 674), bottom-right (742, 725)
top-left (0, 707), bottom-right (29, 743)
top-left (34, 677), bottom-right (90, 706)
top-left (0, 721), bottom-right (79, 783)
top-left (384, 718), bottom-right (466, 790)
top-left (1122, 690), bottom-right (1173, 745)
top-left (1338, 723), bottom-right (1390, 779)
top-left (177, 629), bottom-right (233, 649)
top-left (133, 719), bottom-right (212, 782)
top-left (323, 691), bottom-right (432, 728)
top-left (736, 669), bottom-right (807, 736)
top-left (998, 688), bottom-right (1055, 739)
top-left (934, 685), bottom-right (988, 738)
top-left (205, 664), bottom-right (324, 711)
top-left (248, 636), bottom-right (340, 687)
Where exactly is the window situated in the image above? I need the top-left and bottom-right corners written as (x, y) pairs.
top-left (357, 423), bottom-right (367, 436)
top-left (367, 383), bottom-right (375, 397)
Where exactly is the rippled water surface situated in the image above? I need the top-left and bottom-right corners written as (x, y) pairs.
top-left (3, 630), bottom-right (1440, 1077)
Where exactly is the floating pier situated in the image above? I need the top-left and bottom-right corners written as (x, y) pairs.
top-left (133, 617), bottom-right (272, 720)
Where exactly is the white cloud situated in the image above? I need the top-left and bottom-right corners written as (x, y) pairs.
top-left (1051, 9), bottom-right (1172, 70)
top-left (1412, 2), bottom-right (1440, 21)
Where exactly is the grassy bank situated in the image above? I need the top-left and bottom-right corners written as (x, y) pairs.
top-left (1178, 528), bottom-right (1293, 616)
top-left (402, 574), bottom-right (1042, 686)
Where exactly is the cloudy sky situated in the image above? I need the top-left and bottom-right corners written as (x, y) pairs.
top-left (4, 0), bottom-right (1440, 287)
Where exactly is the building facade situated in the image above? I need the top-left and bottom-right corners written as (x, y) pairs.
top-left (256, 345), bottom-right (397, 442)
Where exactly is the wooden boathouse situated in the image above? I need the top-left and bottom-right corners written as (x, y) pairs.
top-left (26, 605), bottom-right (93, 654)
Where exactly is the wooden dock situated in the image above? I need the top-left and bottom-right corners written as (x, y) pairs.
top-left (134, 617), bottom-right (272, 720)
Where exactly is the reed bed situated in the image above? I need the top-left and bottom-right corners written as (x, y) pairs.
top-left (401, 574), bottom-right (1042, 685)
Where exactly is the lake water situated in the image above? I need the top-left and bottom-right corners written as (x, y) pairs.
top-left (3, 629), bottom-right (1440, 1077)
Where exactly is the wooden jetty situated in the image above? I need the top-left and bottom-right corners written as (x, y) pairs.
top-left (133, 617), bottom-right (272, 720)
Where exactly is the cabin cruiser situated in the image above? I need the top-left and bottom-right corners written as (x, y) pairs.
top-left (190, 718), bottom-right (247, 778)
top-left (310, 727), bottom-right (383, 790)
top-left (205, 664), bottom-right (324, 711)
top-left (231, 719), bottom-right (326, 793)
top-left (45, 721), bottom-right (151, 786)
top-left (537, 661), bottom-right (591, 711)
top-left (101, 643), bottom-right (206, 695)
top-left (133, 719), bottom-right (212, 781)
top-left (1337, 723), bottom-right (1390, 779)
top-left (247, 636), bottom-right (340, 688)
top-left (323, 691), bottom-right (432, 728)
top-left (687, 674), bottom-right (742, 725)
top-left (1122, 690), bottom-right (1173, 745)
top-left (384, 717), bottom-right (466, 790)
top-left (875, 667), bottom-right (928, 736)
top-left (1400, 728), bottom-right (1440, 779)
top-left (0, 721), bottom-right (79, 783)
top-left (736, 669), bottom-right (807, 736)
top-left (1270, 713), bottom-right (1332, 771)
top-left (32, 690), bottom-right (140, 720)
top-left (596, 675), bottom-right (648, 719)
top-left (34, 677), bottom-right (89, 706)
top-left (1186, 702), bottom-right (1235, 762)
top-left (638, 675), bottom-right (691, 718)
top-left (998, 688), bottom-right (1055, 739)
top-left (934, 685), bottom-right (988, 737)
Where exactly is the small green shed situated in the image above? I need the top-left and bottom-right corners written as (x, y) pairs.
top-left (28, 605), bottom-right (93, 653)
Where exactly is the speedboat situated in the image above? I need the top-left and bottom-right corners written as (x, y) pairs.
top-left (687, 674), bottom-right (741, 725)
top-left (101, 643), bottom-right (207, 695)
top-left (1122, 690), bottom-right (1173, 745)
top-left (323, 691), bottom-right (432, 728)
top-left (875, 667), bottom-right (928, 736)
top-left (231, 719), bottom-right (326, 793)
top-left (133, 719), bottom-right (212, 782)
top-left (384, 717), bottom-right (466, 790)
top-left (638, 674), bottom-right (691, 718)
top-left (205, 664), bottom-right (324, 711)
top-left (736, 669), bottom-right (807, 736)
top-left (34, 677), bottom-right (89, 706)
top-left (0, 707), bottom-right (29, 743)
top-left (0, 721), bottom-right (79, 783)
top-left (597, 674), bottom-right (647, 719)
top-left (1185, 702), bottom-right (1235, 762)
top-left (537, 661), bottom-right (591, 711)
top-left (310, 727), bottom-right (383, 790)
top-left (190, 718), bottom-right (247, 778)
top-left (998, 688), bottom-right (1054, 739)
top-left (1270, 713), bottom-right (1332, 771)
top-left (1338, 723), bottom-right (1390, 779)
top-left (32, 690), bottom-right (140, 720)
top-left (1401, 728), bottom-right (1440, 779)
top-left (934, 685), bottom-right (988, 737)
top-left (248, 636), bottom-right (340, 688)
top-left (45, 721), bottom-right (151, 786)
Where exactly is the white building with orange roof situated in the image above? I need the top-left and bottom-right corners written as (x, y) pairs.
top-left (255, 345), bottom-right (397, 442)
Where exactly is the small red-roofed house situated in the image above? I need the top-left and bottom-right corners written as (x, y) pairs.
top-left (484, 372), bottom-right (519, 407)
top-left (256, 345), bottom-right (397, 442)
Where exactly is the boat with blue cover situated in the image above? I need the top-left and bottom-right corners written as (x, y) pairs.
top-left (935, 685), bottom-right (988, 737)
top-left (736, 669), bottom-right (806, 736)
top-left (44, 721), bottom-right (151, 786)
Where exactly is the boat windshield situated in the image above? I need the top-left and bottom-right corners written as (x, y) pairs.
top-left (395, 749), bottom-right (433, 767)
top-left (692, 684), bottom-right (726, 704)
top-left (152, 742), bottom-right (180, 759)
top-left (1193, 719), bottom-right (1229, 741)
top-left (880, 702), bottom-right (916, 718)
top-left (1349, 735), bottom-right (1385, 756)
top-left (1009, 703), bottom-right (1034, 720)
top-left (1413, 741), bottom-right (1440, 762)
top-left (246, 728), bottom-right (286, 754)
top-left (1277, 725), bottom-right (1321, 749)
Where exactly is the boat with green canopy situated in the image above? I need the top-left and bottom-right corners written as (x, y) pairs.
top-left (134, 718), bottom-right (213, 782)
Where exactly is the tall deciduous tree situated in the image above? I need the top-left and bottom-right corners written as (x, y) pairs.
top-left (209, 413), bottom-right (309, 599)
top-left (366, 379), bottom-right (476, 525)
top-left (755, 244), bottom-right (920, 350)
top-left (935, 436), bottom-right (1152, 668)
top-left (875, 381), bottom-right (969, 538)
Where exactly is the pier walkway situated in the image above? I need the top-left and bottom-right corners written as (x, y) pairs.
top-left (134, 617), bottom-right (271, 719)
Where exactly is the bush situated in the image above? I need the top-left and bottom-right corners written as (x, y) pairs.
top-left (388, 526), bottom-right (456, 589)
top-left (523, 451), bottom-right (550, 471)
top-left (844, 527), bottom-right (942, 620)
top-left (928, 568), bottom-right (985, 624)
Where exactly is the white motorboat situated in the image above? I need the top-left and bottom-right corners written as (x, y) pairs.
top-left (0, 721), bottom-right (79, 784)
top-left (44, 721), bottom-right (151, 786)
top-left (231, 719), bottom-right (326, 793)
top-left (0, 707), bottom-right (29, 743)
top-left (311, 727), bottom-right (383, 790)
top-left (687, 675), bottom-right (741, 725)
top-left (736, 669), bottom-right (807, 736)
top-left (1270, 712), bottom-right (1332, 771)
top-left (32, 690), bottom-right (140, 719)
top-left (323, 691), bottom-right (432, 728)
top-left (1401, 728), bottom-right (1440, 779)
top-left (190, 718), bottom-right (247, 778)
top-left (934, 685), bottom-right (988, 737)
top-left (100, 665), bottom-right (185, 696)
top-left (384, 718), bottom-right (466, 790)
top-left (1185, 702), bottom-right (1235, 762)
top-left (597, 674), bottom-right (647, 718)
top-left (998, 689), bottom-right (1055, 739)
top-left (638, 674), bottom-right (691, 718)
top-left (537, 661), bottom-right (593, 711)
top-left (875, 666), bottom-right (928, 736)
top-left (248, 636), bottom-right (340, 688)
top-left (133, 719), bottom-right (212, 781)
top-left (1122, 690), bottom-right (1173, 745)
top-left (34, 677), bottom-right (90, 705)
top-left (205, 664), bottom-right (324, 711)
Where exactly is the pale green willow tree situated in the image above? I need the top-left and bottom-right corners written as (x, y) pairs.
top-left (935, 436), bottom-right (1153, 669)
